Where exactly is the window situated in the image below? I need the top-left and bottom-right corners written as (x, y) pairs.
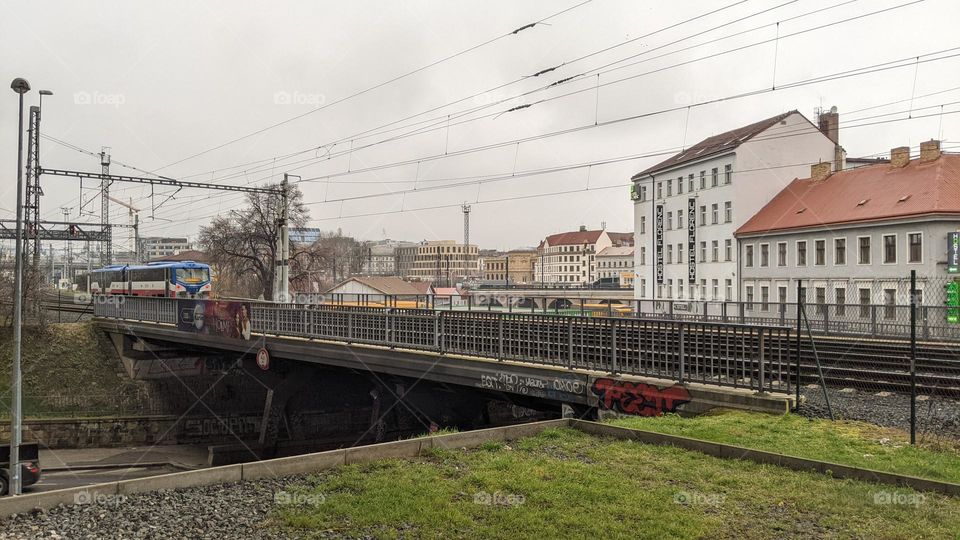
top-left (711, 203), bottom-right (719, 224)
top-left (834, 238), bottom-right (846, 265)
top-left (724, 239), bottom-right (732, 262)
top-left (760, 244), bottom-right (769, 267)
top-left (677, 176), bottom-right (684, 194)
top-left (700, 171), bottom-right (706, 189)
top-left (700, 279), bottom-right (707, 300)
top-left (816, 287), bottom-right (826, 315)
top-left (688, 174), bottom-right (694, 192)
top-left (884, 288), bottom-right (896, 319)
top-left (666, 244), bottom-right (673, 264)
top-left (745, 244), bottom-right (754, 267)
top-left (835, 287), bottom-right (846, 316)
top-left (711, 240), bottom-right (719, 262)
top-left (745, 285), bottom-right (754, 310)
top-left (677, 209), bottom-right (684, 229)
top-left (677, 243), bottom-right (684, 264)
top-left (712, 279), bottom-right (719, 300)
top-left (657, 182), bottom-right (663, 199)
top-left (777, 242), bottom-right (787, 266)
top-left (678, 279), bottom-right (684, 299)
top-left (724, 164), bottom-right (732, 184)
top-left (666, 179), bottom-right (673, 197)
top-left (797, 241), bottom-right (807, 266)
top-left (639, 185), bottom-right (647, 202)
top-left (859, 288), bottom-right (871, 317)
top-left (882, 234), bottom-right (897, 264)
top-left (640, 247), bottom-right (646, 265)
top-left (725, 279), bottom-right (733, 301)
top-left (667, 279), bottom-right (673, 299)
top-left (815, 239), bottom-right (825, 266)
top-left (640, 279), bottom-right (646, 297)
top-left (761, 286), bottom-right (770, 311)
top-left (908, 232), bottom-right (922, 263)
top-left (640, 216), bottom-right (646, 234)
top-left (666, 211), bottom-right (673, 230)
top-left (724, 201), bottom-right (732, 223)
top-left (778, 286), bottom-right (787, 305)
top-left (858, 237), bottom-right (871, 264)
top-left (711, 167), bottom-right (718, 187)
top-left (699, 205), bottom-right (706, 226)
top-left (700, 241), bottom-right (707, 262)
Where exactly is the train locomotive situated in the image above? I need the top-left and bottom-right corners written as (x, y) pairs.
top-left (90, 261), bottom-right (212, 298)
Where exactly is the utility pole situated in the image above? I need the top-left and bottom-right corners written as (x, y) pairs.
top-left (100, 148), bottom-right (111, 267)
top-left (61, 207), bottom-right (71, 284)
top-left (461, 203), bottom-right (471, 278)
top-left (9, 77), bottom-right (31, 497)
top-left (274, 174), bottom-right (291, 302)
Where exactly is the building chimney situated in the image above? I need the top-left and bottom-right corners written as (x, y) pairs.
top-left (810, 161), bottom-right (832, 182)
top-left (818, 106), bottom-right (839, 144)
top-left (579, 225), bottom-right (587, 232)
top-left (919, 139), bottom-right (941, 162)
top-left (891, 146), bottom-right (911, 168)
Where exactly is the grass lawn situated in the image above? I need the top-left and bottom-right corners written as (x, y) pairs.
top-left (271, 427), bottom-right (959, 539)
top-left (608, 410), bottom-right (960, 484)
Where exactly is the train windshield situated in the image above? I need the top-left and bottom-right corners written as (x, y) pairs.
top-left (175, 268), bottom-right (209, 283)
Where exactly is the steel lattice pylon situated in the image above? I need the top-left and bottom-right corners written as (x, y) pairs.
top-left (23, 106), bottom-right (41, 267)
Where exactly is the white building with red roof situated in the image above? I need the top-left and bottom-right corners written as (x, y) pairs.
top-left (737, 140), bottom-right (958, 308)
top-left (631, 110), bottom-right (839, 301)
top-left (534, 226), bottom-right (632, 285)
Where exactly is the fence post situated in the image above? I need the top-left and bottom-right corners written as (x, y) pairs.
top-left (910, 269), bottom-right (917, 445)
top-left (433, 312), bottom-right (439, 350)
top-left (795, 280), bottom-right (802, 409)
top-left (347, 311), bottom-right (353, 343)
top-left (567, 317), bottom-right (574, 370)
top-left (439, 311), bottom-right (445, 354)
top-left (871, 304), bottom-right (878, 336)
top-left (823, 303), bottom-right (830, 334)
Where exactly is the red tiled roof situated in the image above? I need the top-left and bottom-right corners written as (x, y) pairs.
top-left (327, 276), bottom-right (429, 295)
top-left (607, 232), bottom-right (634, 246)
top-left (736, 154), bottom-right (960, 236)
top-left (544, 230), bottom-right (605, 246)
top-left (632, 111), bottom-right (799, 179)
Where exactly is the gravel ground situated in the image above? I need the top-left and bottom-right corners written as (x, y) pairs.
top-left (798, 385), bottom-right (960, 442)
top-left (0, 475), bottom-right (334, 540)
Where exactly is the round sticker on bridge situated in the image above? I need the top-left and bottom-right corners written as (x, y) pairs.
top-left (256, 348), bottom-right (270, 370)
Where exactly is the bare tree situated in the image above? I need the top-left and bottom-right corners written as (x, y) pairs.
top-left (199, 183), bottom-right (321, 300)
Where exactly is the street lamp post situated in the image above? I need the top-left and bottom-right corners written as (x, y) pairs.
top-left (9, 77), bottom-right (31, 497)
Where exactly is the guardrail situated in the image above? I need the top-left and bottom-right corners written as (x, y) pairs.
top-left (94, 296), bottom-right (792, 394)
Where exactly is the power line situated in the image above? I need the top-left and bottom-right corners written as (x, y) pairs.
top-left (152, 0), bottom-right (595, 172)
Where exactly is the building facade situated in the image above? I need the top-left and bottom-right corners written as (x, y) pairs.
top-left (534, 227), bottom-right (631, 285)
top-left (737, 140), bottom-right (958, 308)
top-left (361, 241), bottom-right (417, 276)
top-left (596, 246), bottom-right (635, 287)
top-left (482, 250), bottom-right (536, 284)
top-left (395, 240), bottom-right (479, 284)
top-left (631, 110), bottom-right (840, 301)
top-left (138, 237), bottom-right (192, 261)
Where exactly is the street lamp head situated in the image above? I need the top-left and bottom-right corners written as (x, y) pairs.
top-left (39, 90), bottom-right (53, 96)
top-left (10, 78), bottom-right (31, 94)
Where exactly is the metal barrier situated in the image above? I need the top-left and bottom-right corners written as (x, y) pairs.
top-left (95, 297), bottom-right (792, 394)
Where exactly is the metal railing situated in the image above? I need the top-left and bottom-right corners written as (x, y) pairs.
top-left (94, 296), bottom-right (792, 394)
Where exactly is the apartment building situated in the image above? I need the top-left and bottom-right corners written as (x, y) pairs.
top-left (534, 227), bottom-right (631, 285)
top-left (395, 240), bottom-right (479, 284)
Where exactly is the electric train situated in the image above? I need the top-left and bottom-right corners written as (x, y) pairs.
top-left (90, 261), bottom-right (212, 298)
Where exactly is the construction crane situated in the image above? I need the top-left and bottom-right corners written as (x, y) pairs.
top-left (106, 195), bottom-right (140, 261)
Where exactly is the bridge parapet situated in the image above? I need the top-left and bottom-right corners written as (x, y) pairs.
top-left (95, 297), bottom-right (792, 395)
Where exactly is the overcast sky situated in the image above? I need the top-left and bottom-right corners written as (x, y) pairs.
top-left (2, 0), bottom-right (958, 252)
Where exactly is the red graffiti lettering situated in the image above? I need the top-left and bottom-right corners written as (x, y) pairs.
top-left (591, 378), bottom-right (692, 417)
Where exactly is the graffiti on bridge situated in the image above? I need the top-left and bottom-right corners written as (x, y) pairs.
top-left (591, 378), bottom-right (691, 417)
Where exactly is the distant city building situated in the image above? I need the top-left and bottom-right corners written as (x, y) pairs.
top-left (631, 109), bottom-right (840, 301)
top-left (482, 250), bottom-right (537, 284)
top-left (534, 226), bottom-right (631, 285)
top-left (395, 240), bottom-right (479, 285)
top-left (361, 240), bottom-right (417, 276)
top-left (139, 237), bottom-right (192, 261)
top-left (289, 227), bottom-right (322, 244)
top-left (326, 276), bottom-right (433, 297)
top-left (596, 246), bottom-right (635, 287)
top-left (737, 140), bottom-right (958, 308)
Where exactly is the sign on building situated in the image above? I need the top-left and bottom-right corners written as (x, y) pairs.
top-left (948, 232), bottom-right (960, 274)
top-left (655, 205), bottom-right (664, 284)
top-left (687, 197), bottom-right (697, 283)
